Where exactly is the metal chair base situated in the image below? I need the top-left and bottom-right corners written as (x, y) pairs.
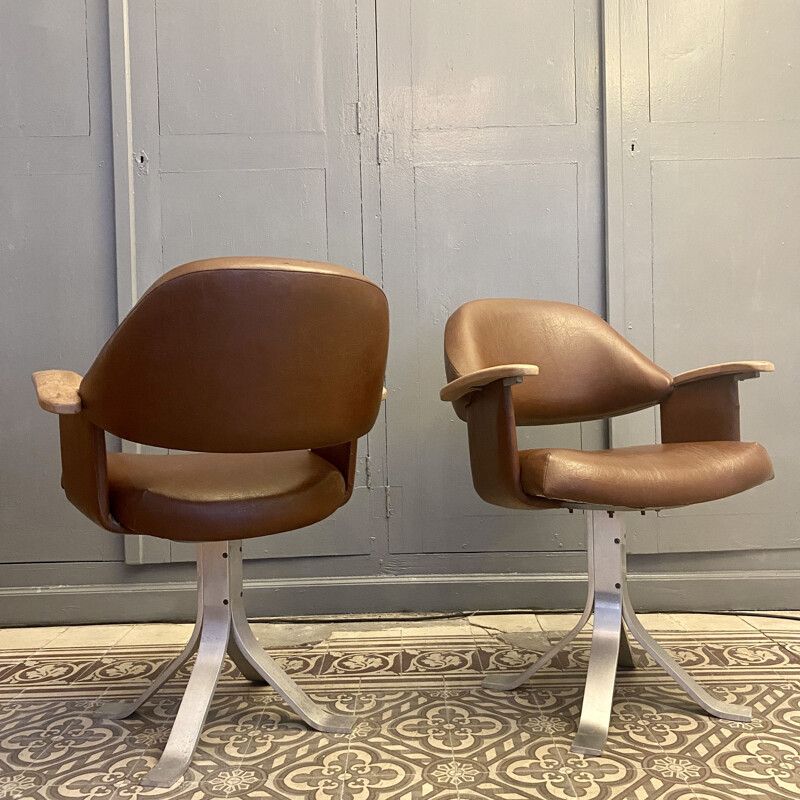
top-left (482, 510), bottom-right (751, 756)
top-left (97, 541), bottom-right (354, 788)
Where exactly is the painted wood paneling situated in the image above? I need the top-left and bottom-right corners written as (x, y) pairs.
top-left (608, 0), bottom-right (800, 554)
top-left (114, 0), bottom-right (383, 565)
top-left (410, 0), bottom-right (576, 128)
top-left (0, 0), bottom-right (90, 137)
top-left (649, 0), bottom-right (800, 123)
top-left (378, 0), bottom-right (605, 556)
top-left (0, 0), bottom-right (121, 564)
top-left (155, 0), bottom-right (325, 135)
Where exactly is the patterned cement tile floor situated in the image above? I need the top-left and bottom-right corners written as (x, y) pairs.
top-left (0, 612), bottom-right (799, 800)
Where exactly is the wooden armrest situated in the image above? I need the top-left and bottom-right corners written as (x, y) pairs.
top-left (440, 364), bottom-right (539, 404)
top-left (32, 370), bottom-right (83, 414)
top-left (672, 361), bottom-right (774, 386)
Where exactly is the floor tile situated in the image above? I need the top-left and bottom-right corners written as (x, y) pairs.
top-left (636, 613), bottom-right (688, 632)
top-left (114, 624), bottom-right (194, 647)
top-left (43, 625), bottom-right (135, 649)
top-left (668, 613), bottom-right (755, 632)
top-left (0, 627), bottom-right (68, 651)
top-left (739, 613), bottom-right (800, 632)
top-left (536, 613), bottom-right (588, 632)
top-left (468, 612), bottom-right (542, 634)
top-left (2, 619), bottom-right (800, 799)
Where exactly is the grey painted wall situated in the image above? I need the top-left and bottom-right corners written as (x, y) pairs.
top-left (1, 0), bottom-right (797, 626)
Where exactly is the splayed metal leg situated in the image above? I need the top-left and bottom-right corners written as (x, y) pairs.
top-left (227, 543), bottom-right (354, 733)
top-left (482, 510), bottom-right (751, 755)
top-left (97, 540), bottom-right (354, 789)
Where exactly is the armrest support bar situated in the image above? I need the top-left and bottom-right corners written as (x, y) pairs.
top-left (440, 364), bottom-right (539, 404)
top-left (673, 361), bottom-right (774, 386)
top-left (465, 380), bottom-right (558, 510)
top-left (662, 361), bottom-right (773, 443)
top-left (32, 370), bottom-right (83, 414)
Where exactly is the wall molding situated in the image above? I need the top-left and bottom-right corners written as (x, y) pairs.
top-left (1, 570), bottom-right (797, 627)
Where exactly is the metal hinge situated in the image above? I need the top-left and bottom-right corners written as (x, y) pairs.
top-left (378, 132), bottom-right (395, 165)
top-left (384, 485), bottom-right (402, 518)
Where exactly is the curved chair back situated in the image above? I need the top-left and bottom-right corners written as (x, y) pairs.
top-left (444, 298), bottom-right (671, 424)
top-left (79, 258), bottom-right (389, 452)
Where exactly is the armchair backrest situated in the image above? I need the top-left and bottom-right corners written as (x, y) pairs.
top-left (444, 298), bottom-right (672, 424)
top-left (79, 258), bottom-right (389, 452)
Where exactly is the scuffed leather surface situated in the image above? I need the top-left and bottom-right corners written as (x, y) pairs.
top-left (59, 414), bottom-right (124, 533)
top-left (466, 380), bottom-right (563, 510)
top-left (444, 298), bottom-right (673, 424)
top-left (107, 450), bottom-right (346, 542)
top-left (80, 257), bottom-right (389, 452)
top-left (55, 258), bottom-right (388, 540)
top-left (661, 376), bottom-right (740, 443)
top-left (519, 442), bottom-right (774, 509)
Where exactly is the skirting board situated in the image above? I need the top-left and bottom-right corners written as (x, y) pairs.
top-left (1, 570), bottom-right (798, 627)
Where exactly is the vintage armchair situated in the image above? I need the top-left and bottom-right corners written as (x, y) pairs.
top-left (33, 257), bottom-right (389, 787)
top-left (441, 298), bottom-right (774, 756)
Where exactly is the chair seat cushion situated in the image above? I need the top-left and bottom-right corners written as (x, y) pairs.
top-left (519, 442), bottom-right (773, 509)
top-left (107, 450), bottom-right (346, 542)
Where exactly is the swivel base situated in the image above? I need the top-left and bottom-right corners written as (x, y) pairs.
top-left (482, 511), bottom-right (750, 756)
top-left (97, 541), bottom-right (354, 788)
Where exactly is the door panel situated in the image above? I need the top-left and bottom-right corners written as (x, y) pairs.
top-left (0, 0), bottom-right (120, 564)
top-left (611, 0), bottom-right (800, 553)
top-left (378, 0), bottom-right (605, 554)
top-left (115, 0), bottom-right (385, 564)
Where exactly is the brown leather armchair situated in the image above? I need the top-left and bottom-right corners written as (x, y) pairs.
top-left (441, 298), bottom-right (773, 756)
top-left (33, 257), bottom-right (389, 788)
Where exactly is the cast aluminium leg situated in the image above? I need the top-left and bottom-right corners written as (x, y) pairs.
top-left (142, 542), bottom-right (231, 788)
top-left (227, 543), bottom-right (354, 733)
top-left (482, 530), bottom-right (597, 692)
top-left (97, 565), bottom-right (205, 720)
top-left (483, 522), bottom-right (636, 694)
top-left (98, 540), bottom-right (354, 789)
top-left (483, 510), bottom-right (750, 756)
top-left (571, 512), bottom-right (625, 755)
top-left (621, 583), bottom-right (750, 721)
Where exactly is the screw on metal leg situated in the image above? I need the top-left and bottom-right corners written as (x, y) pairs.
top-left (140, 542), bottom-right (231, 788)
top-left (571, 511), bottom-right (624, 755)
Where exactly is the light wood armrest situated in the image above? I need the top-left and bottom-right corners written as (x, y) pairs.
top-left (32, 370), bottom-right (83, 414)
top-left (440, 364), bottom-right (539, 404)
top-left (673, 361), bottom-right (774, 386)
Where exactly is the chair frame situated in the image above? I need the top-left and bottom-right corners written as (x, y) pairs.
top-left (99, 541), bottom-right (353, 788)
top-left (482, 510), bottom-right (750, 755)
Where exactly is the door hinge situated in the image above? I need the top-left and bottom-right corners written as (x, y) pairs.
top-left (378, 132), bottom-right (395, 165)
top-left (384, 485), bottom-right (402, 518)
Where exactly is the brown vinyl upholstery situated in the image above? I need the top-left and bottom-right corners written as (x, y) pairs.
top-left (38, 257), bottom-right (389, 542)
top-left (106, 450), bottom-right (346, 542)
top-left (442, 299), bottom-right (773, 511)
top-left (519, 442), bottom-right (772, 510)
top-left (445, 299), bottom-right (673, 424)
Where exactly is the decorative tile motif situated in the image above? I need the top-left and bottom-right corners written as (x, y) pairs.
top-left (0, 621), bottom-right (798, 798)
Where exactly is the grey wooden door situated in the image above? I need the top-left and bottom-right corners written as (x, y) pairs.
top-left (0, 0), bottom-right (120, 564)
top-left (607, 0), bottom-right (800, 554)
top-left (112, 0), bottom-right (387, 564)
top-left (377, 0), bottom-right (606, 555)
